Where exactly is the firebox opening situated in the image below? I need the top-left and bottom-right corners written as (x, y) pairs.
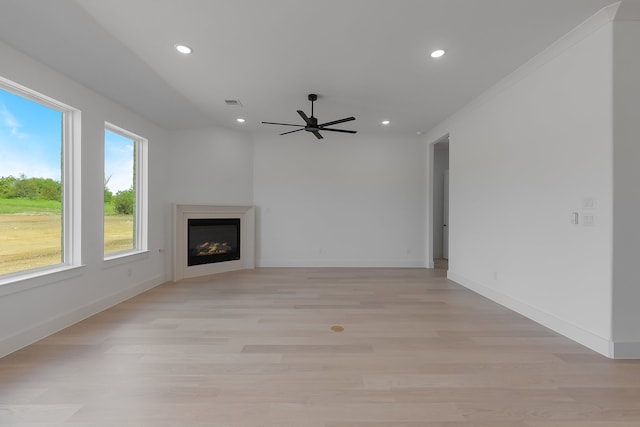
top-left (188, 218), bottom-right (240, 266)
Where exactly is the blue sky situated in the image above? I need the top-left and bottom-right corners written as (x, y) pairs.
top-left (0, 87), bottom-right (61, 182)
top-left (104, 129), bottom-right (134, 194)
top-left (0, 87), bottom-right (133, 193)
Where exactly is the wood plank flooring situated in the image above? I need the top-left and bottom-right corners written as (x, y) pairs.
top-left (1, 268), bottom-right (640, 426)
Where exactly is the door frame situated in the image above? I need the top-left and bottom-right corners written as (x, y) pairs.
top-left (443, 168), bottom-right (449, 259)
top-left (428, 133), bottom-right (450, 269)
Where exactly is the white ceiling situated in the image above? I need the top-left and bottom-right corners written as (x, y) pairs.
top-left (0, 0), bottom-right (618, 135)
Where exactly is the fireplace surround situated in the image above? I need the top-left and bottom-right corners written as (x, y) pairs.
top-left (174, 205), bottom-right (255, 281)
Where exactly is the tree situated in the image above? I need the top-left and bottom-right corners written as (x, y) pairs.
top-left (104, 175), bottom-right (113, 203)
top-left (32, 177), bottom-right (61, 201)
top-left (112, 188), bottom-right (134, 215)
top-left (12, 175), bottom-right (38, 199)
top-left (0, 175), bottom-right (61, 200)
top-left (0, 176), bottom-right (17, 198)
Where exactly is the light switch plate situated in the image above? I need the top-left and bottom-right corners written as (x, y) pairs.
top-left (582, 197), bottom-right (596, 210)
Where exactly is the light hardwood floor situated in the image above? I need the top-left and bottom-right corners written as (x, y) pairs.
top-left (1, 268), bottom-right (640, 426)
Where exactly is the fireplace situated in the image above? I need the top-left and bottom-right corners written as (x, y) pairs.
top-left (188, 218), bottom-right (240, 266)
top-left (174, 205), bottom-right (255, 281)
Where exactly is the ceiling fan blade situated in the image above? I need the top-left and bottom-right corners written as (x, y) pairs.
top-left (311, 130), bottom-right (324, 140)
top-left (280, 128), bottom-right (305, 136)
top-left (318, 117), bottom-right (356, 128)
top-left (262, 121), bottom-right (305, 127)
top-left (320, 128), bottom-right (357, 134)
top-left (297, 110), bottom-right (313, 126)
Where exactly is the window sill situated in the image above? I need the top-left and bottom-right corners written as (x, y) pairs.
top-left (103, 250), bottom-right (150, 268)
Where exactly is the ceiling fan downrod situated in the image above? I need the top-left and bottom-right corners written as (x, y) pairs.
top-left (308, 93), bottom-right (317, 118)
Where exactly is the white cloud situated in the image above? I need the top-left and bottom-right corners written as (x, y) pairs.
top-left (0, 157), bottom-right (59, 180)
top-left (104, 139), bottom-right (135, 193)
top-left (104, 157), bottom-right (134, 193)
top-left (0, 104), bottom-right (28, 139)
top-left (0, 134), bottom-right (60, 180)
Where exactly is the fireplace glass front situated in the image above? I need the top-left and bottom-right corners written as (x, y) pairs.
top-left (187, 218), bottom-right (240, 266)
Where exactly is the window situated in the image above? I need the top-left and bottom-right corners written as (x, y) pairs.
top-left (103, 123), bottom-right (147, 257)
top-left (0, 78), bottom-right (79, 277)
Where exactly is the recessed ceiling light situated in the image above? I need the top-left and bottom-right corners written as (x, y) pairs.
top-left (175, 44), bottom-right (192, 54)
top-left (381, 120), bottom-right (390, 125)
top-left (430, 49), bottom-right (446, 58)
top-left (236, 118), bottom-right (246, 123)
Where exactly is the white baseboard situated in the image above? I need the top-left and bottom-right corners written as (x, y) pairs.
top-left (0, 274), bottom-right (168, 358)
top-left (256, 259), bottom-right (426, 268)
top-left (447, 270), bottom-right (616, 358)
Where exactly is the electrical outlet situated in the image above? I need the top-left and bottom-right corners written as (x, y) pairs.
top-left (582, 197), bottom-right (596, 210)
top-left (583, 214), bottom-right (595, 227)
top-left (571, 212), bottom-right (579, 225)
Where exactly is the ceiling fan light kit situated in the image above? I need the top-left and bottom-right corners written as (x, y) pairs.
top-left (262, 94), bottom-right (357, 140)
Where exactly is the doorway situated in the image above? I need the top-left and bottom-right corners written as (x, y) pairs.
top-left (432, 136), bottom-right (449, 270)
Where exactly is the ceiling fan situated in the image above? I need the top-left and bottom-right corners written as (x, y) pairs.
top-left (262, 94), bottom-right (356, 140)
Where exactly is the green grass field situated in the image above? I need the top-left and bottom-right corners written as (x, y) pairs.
top-left (0, 198), bottom-right (62, 214)
top-left (0, 198), bottom-right (133, 275)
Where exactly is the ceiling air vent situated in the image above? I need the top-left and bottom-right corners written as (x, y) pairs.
top-left (224, 99), bottom-right (243, 106)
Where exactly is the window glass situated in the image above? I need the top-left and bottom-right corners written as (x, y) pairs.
top-left (104, 125), bottom-right (147, 257)
top-left (0, 86), bottom-right (64, 276)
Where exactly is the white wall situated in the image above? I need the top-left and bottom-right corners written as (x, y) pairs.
top-left (166, 128), bottom-right (254, 206)
top-left (253, 132), bottom-right (426, 267)
top-left (612, 19), bottom-right (640, 357)
top-left (425, 16), bottom-right (615, 355)
top-left (0, 41), bottom-right (172, 357)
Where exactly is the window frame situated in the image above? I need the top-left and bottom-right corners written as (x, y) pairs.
top-left (103, 122), bottom-right (148, 260)
top-left (0, 76), bottom-right (81, 283)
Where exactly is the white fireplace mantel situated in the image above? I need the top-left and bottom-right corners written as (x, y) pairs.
top-left (174, 205), bottom-right (255, 281)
